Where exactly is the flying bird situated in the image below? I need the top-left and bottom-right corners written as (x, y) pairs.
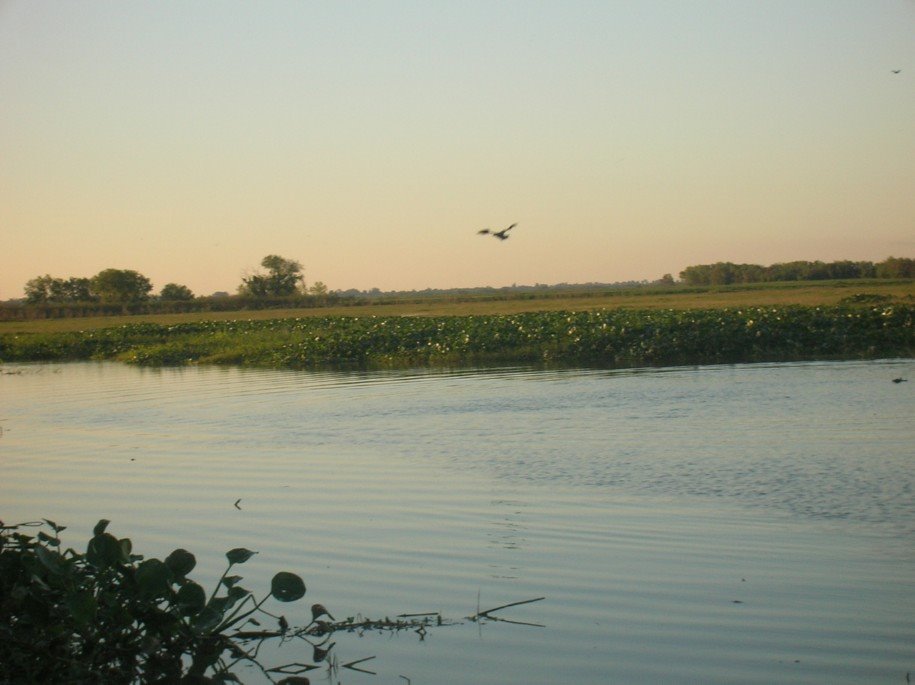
top-left (892, 69), bottom-right (901, 74)
top-left (478, 223), bottom-right (517, 241)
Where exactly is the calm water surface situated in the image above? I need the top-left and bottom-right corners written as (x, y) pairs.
top-left (2, 359), bottom-right (914, 684)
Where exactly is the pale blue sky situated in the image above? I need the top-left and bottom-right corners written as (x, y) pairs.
top-left (2, 1), bottom-right (913, 298)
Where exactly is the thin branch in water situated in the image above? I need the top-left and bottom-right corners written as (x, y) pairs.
top-left (484, 616), bottom-right (546, 628)
top-left (469, 596), bottom-right (546, 621)
top-left (342, 655), bottom-right (377, 675)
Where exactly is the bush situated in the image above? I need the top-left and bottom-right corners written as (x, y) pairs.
top-left (0, 519), bottom-right (309, 683)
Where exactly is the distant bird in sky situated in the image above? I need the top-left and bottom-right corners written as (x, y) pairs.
top-left (892, 69), bottom-right (901, 74)
top-left (478, 223), bottom-right (517, 241)
top-left (892, 377), bottom-right (907, 383)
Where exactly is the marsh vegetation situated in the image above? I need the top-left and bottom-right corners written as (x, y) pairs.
top-left (1, 303), bottom-right (911, 370)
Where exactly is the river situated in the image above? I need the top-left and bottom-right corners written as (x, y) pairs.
top-left (2, 358), bottom-right (913, 684)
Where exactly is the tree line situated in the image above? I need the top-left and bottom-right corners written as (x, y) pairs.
top-left (679, 257), bottom-right (914, 286)
top-left (11, 253), bottom-right (914, 316)
top-left (21, 255), bottom-right (328, 305)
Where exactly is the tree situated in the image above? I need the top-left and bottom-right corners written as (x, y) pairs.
top-left (57, 277), bottom-right (94, 302)
top-left (24, 275), bottom-right (95, 304)
top-left (159, 283), bottom-right (195, 301)
top-left (90, 269), bottom-right (153, 303)
top-left (876, 256), bottom-right (915, 279)
top-left (708, 262), bottom-right (738, 286)
top-left (679, 264), bottom-right (711, 285)
top-left (24, 275), bottom-right (55, 304)
top-left (240, 255), bottom-right (304, 297)
top-left (309, 280), bottom-right (328, 297)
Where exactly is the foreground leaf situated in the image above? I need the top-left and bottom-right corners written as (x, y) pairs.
top-left (136, 558), bottom-right (173, 598)
top-left (67, 590), bottom-right (98, 626)
top-left (165, 548), bottom-right (197, 577)
top-left (86, 532), bottom-right (125, 569)
top-left (271, 572), bottom-right (306, 602)
top-left (176, 582), bottom-right (207, 615)
top-left (226, 548), bottom-right (257, 565)
top-left (35, 546), bottom-right (68, 575)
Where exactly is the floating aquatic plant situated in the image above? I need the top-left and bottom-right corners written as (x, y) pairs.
top-left (0, 519), bottom-right (545, 684)
top-left (1, 305), bottom-right (911, 369)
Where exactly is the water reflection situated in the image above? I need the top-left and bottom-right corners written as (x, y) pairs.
top-left (485, 499), bottom-right (529, 579)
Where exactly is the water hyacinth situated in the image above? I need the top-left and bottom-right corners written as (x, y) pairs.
top-left (0, 305), bottom-right (911, 370)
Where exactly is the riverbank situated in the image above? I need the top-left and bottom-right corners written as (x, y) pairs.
top-left (1, 304), bottom-right (912, 369)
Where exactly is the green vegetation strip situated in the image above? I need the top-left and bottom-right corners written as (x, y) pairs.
top-left (1, 305), bottom-right (912, 369)
top-left (0, 519), bottom-right (311, 683)
top-left (1, 518), bottom-right (540, 682)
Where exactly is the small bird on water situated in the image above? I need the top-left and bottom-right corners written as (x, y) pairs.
top-left (478, 223), bottom-right (517, 241)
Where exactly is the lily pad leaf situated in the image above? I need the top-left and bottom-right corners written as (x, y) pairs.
top-left (67, 590), bottom-right (98, 627)
top-left (192, 604), bottom-right (225, 633)
top-left (86, 532), bottom-right (125, 569)
top-left (42, 518), bottom-right (65, 533)
top-left (35, 546), bottom-right (67, 574)
top-left (228, 584), bottom-right (251, 599)
top-left (226, 548), bottom-right (257, 565)
top-left (136, 558), bottom-right (173, 598)
top-left (37, 531), bottom-right (60, 546)
top-left (176, 582), bottom-right (207, 615)
top-left (222, 574), bottom-right (243, 588)
top-left (271, 572), bottom-right (306, 602)
top-left (165, 548), bottom-right (197, 577)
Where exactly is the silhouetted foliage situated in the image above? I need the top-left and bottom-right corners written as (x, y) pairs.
top-left (0, 519), bottom-right (311, 684)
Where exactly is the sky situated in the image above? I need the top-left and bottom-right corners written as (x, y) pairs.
top-left (2, 1), bottom-right (914, 299)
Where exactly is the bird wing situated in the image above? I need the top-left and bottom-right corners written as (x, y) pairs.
top-left (505, 223), bottom-right (517, 231)
top-left (478, 229), bottom-right (491, 234)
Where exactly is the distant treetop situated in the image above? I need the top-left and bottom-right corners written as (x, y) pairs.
top-left (239, 255), bottom-right (304, 297)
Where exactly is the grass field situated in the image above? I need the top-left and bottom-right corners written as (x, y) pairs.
top-left (1, 280), bottom-right (913, 334)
